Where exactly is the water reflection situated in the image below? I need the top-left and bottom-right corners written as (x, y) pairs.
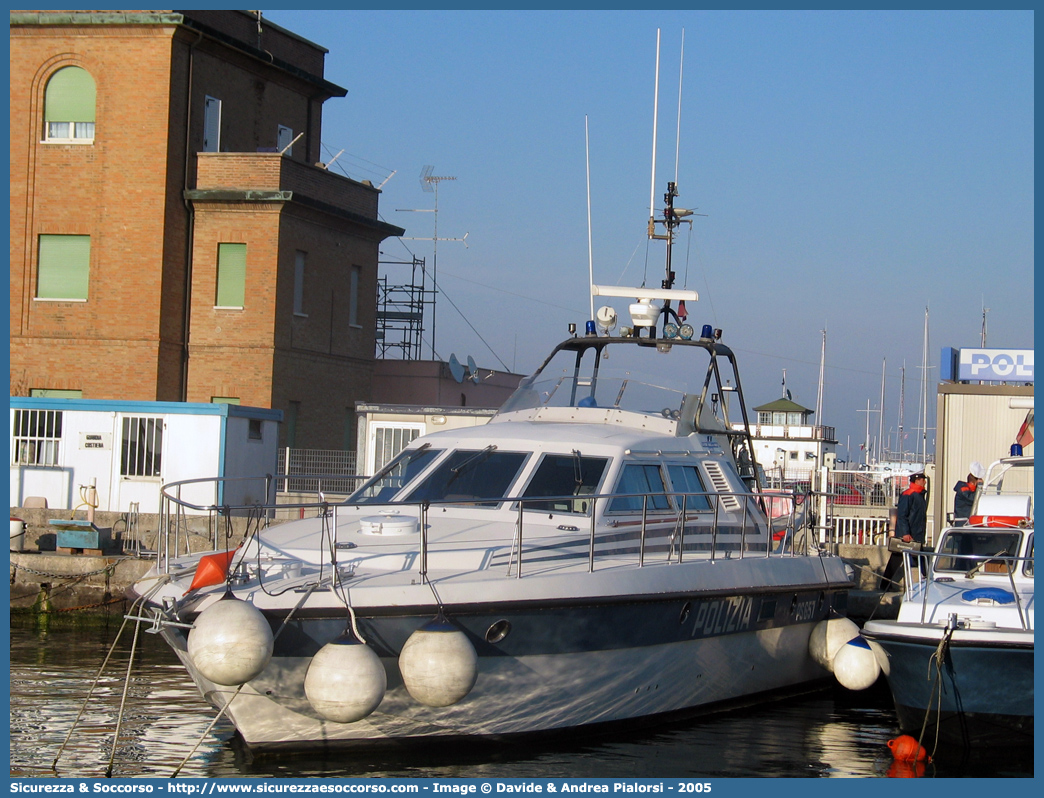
top-left (8, 612), bottom-right (1032, 779)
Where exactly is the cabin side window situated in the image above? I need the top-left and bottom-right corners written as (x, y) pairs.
top-left (519, 453), bottom-right (609, 514)
top-left (405, 449), bottom-right (529, 506)
top-left (665, 464), bottom-right (713, 511)
top-left (607, 463), bottom-right (671, 513)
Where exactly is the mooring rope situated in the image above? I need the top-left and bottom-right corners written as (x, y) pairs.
top-left (918, 622), bottom-right (955, 761)
top-left (170, 684), bottom-right (245, 778)
top-left (51, 577), bottom-right (169, 773)
top-left (106, 613), bottom-right (143, 777)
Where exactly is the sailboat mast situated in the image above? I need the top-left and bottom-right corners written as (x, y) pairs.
top-left (815, 328), bottom-right (826, 425)
top-left (920, 306), bottom-right (930, 464)
top-left (897, 363), bottom-right (906, 464)
top-left (878, 358), bottom-right (886, 465)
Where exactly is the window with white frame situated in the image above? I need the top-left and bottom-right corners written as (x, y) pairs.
top-left (29, 389), bottom-right (82, 399)
top-left (368, 423), bottom-right (425, 475)
top-left (12, 409), bottom-right (63, 466)
top-left (216, 243), bottom-right (246, 308)
top-left (37, 234), bottom-right (90, 301)
top-left (44, 67), bottom-right (95, 143)
top-left (121, 417), bottom-right (162, 478)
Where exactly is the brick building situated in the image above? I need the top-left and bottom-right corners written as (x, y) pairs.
top-left (9, 10), bottom-right (403, 449)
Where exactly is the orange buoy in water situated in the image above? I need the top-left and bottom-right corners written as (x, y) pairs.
top-left (887, 735), bottom-right (930, 763)
top-left (184, 548), bottom-right (240, 595)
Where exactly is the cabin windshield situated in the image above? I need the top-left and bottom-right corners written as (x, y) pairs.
top-left (934, 530), bottom-right (1023, 574)
top-left (350, 446), bottom-right (442, 504)
top-left (404, 448), bottom-right (529, 507)
top-left (518, 453), bottom-right (609, 514)
top-left (498, 340), bottom-right (713, 418)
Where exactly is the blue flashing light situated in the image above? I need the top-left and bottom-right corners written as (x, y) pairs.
top-left (700, 324), bottom-right (714, 340)
top-left (585, 320), bottom-right (597, 336)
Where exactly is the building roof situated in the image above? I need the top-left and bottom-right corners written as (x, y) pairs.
top-left (10, 10), bottom-right (348, 98)
top-left (753, 397), bottom-right (814, 415)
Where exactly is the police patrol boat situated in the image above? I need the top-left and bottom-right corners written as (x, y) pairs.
top-left (862, 455), bottom-right (1034, 748)
top-left (125, 178), bottom-right (855, 751)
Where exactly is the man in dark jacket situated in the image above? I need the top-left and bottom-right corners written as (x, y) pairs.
top-left (896, 473), bottom-right (929, 544)
top-left (952, 461), bottom-right (984, 525)
top-left (879, 473), bottom-right (929, 590)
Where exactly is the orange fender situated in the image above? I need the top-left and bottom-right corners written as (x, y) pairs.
top-left (184, 548), bottom-right (240, 595)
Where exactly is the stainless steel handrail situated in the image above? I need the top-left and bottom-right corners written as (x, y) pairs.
top-left (903, 548), bottom-right (1034, 630)
top-left (156, 475), bottom-right (804, 578)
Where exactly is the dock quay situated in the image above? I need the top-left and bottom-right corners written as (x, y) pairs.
top-left (10, 507), bottom-right (901, 620)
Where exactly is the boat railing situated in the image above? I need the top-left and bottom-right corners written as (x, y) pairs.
top-left (157, 473), bottom-right (364, 572)
top-left (899, 548), bottom-right (1034, 630)
top-left (156, 476), bottom-right (812, 578)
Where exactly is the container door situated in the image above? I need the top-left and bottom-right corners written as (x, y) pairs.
top-left (111, 415), bottom-right (165, 514)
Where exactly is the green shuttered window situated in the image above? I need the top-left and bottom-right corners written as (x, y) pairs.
top-left (44, 66), bottom-right (96, 142)
top-left (216, 243), bottom-right (246, 307)
top-left (37, 234), bottom-right (90, 300)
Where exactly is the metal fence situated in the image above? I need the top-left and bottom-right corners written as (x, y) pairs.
top-left (762, 468), bottom-right (908, 510)
top-left (275, 448), bottom-right (360, 493)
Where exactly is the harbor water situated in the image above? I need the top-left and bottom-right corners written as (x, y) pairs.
top-left (9, 612), bottom-right (1033, 780)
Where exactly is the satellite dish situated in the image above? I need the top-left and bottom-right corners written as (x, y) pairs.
top-left (448, 354), bottom-right (465, 383)
top-left (466, 356), bottom-right (479, 383)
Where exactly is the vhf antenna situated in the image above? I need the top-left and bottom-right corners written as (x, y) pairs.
top-left (646, 29), bottom-right (699, 334)
top-left (397, 166), bottom-right (468, 359)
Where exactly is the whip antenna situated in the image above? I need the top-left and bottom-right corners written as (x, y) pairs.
top-left (648, 28), bottom-right (661, 226)
top-left (586, 115), bottom-right (595, 322)
top-left (674, 28), bottom-right (685, 185)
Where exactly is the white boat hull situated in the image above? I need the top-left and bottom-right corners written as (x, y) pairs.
top-left (166, 597), bottom-right (837, 749)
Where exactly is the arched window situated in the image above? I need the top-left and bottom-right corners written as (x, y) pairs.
top-left (44, 66), bottom-right (95, 142)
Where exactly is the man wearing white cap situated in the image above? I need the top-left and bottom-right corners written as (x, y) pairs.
top-left (952, 461), bottom-right (985, 526)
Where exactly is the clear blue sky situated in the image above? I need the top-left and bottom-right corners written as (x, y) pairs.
top-left (265, 9), bottom-right (1033, 462)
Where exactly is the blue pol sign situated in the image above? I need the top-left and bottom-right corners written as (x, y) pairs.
top-left (958, 348), bottom-right (1034, 382)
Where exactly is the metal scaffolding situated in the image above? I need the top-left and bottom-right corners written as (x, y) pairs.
top-left (375, 256), bottom-right (433, 360)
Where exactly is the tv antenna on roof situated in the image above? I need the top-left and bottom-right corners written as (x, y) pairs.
top-left (397, 165), bottom-right (468, 359)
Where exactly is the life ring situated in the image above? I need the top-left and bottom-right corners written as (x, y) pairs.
top-left (967, 515), bottom-right (1029, 528)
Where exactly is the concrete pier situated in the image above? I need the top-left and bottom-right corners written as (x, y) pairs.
top-left (9, 507), bottom-right (252, 613)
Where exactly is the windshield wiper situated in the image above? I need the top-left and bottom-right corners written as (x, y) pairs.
top-left (447, 445), bottom-right (497, 486)
top-left (572, 449), bottom-right (584, 490)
